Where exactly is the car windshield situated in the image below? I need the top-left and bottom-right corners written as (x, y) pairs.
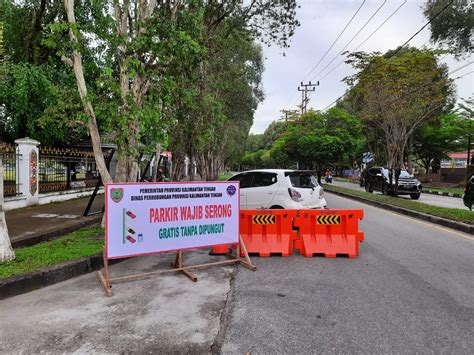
top-left (382, 169), bottom-right (412, 178)
top-left (289, 173), bottom-right (318, 188)
top-left (399, 171), bottom-right (412, 178)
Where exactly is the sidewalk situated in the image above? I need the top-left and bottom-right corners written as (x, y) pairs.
top-left (6, 195), bottom-right (104, 247)
top-left (0, 250), bottom-right (234, 353)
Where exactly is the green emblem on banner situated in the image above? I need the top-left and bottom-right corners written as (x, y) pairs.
top-left (111, 188), bottom-right (124, 203)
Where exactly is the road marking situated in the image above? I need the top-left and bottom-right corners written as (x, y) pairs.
top-left (328, 193), bottom-right (474, 241)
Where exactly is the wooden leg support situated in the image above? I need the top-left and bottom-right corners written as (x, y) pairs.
top-left (98, 240), bottom-right (254, 296)
top-left (238, 236), bottom-right (257, 271)
top-left (173, 251), bottom-right (198, 282)
top-left (97, 251), bottom-right (113, 296)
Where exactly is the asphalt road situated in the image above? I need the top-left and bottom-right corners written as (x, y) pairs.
top-left (221, 193), bottom-right (474, 353)
top-left (330, 180), bottom-right (466, 210)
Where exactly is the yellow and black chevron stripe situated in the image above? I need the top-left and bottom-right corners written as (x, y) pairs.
top-left (317, 215), bottom-right (341, 225)
top-left (253, 215), bottom-right (276, 224)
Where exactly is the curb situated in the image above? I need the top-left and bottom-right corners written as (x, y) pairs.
top-left (0, 254), bottom-right (128, 300)
top-left (0, 255), bottom-right (102, 300)
top-left (326, 189), bottom-right (473, 235)
top-left (11, 215), bottom-right (102, 248)
top-left (423, 190), bottom-right (463, 198)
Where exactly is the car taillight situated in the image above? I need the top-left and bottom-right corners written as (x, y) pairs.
top-left (288, 188), bottom-right (302, 201)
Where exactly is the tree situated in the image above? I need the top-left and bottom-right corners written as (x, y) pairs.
top-left (62, 0), bottom-right (112, 186)
top-left (167, 1), bottom-right (298, 181)
top-left (261, 120), bottom-right (289, 149)
top-left (0, 23), bottom-right (15, 262)
top-left (346, 48), bottom-right (454, 194)
top-left (413, 113), bottom-right (466, 173)
top-left (0, 158), bottom-right (15, 262)
top-left (275, 109), bottom-right (363, 183)
top-left (423, 0), bottom-right (473, 55)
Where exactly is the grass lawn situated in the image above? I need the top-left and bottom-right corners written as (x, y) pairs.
top-left (334, 177), bottom-right (358, 183)
top-left (0, 227), bottom-right (103, 280)
top-left (423, 186), bottom-right (464, 195)
top-left (218, 172), bottom-right (233, 181)
top-left (324, 185), bottom-right (473, 225)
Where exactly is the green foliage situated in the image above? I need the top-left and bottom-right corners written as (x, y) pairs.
top-left (273, 108), bottom-right (364, 177)
top-left (0, 227), bottom-right (103, 279)
top-left (261, 120), bottom-right (289, 149)
top-left (413, 113), bottom-right (467, 172)
top-left (0, 62), bottom-right (86, 144)
top-left (423, 0), bottom-right (473, 55)
top-left (246, 134), bottom-right (265, 152)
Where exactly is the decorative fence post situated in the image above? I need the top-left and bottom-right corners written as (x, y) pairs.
top-left (14, 138), bottom-right (40, 206)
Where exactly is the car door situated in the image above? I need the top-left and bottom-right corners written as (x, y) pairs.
top-left (371, 168), bottom-right (384, 190)
top-left (227, 173), bottom-right (253, 209)
top-left (246, 172), bottom-right (279, 209)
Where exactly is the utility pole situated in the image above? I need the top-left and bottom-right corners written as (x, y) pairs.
top-left (280, 109), bottom-right (298, 121)
top-left (298, 81), bottom-right (319, 114)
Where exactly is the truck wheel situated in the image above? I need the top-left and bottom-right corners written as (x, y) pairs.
top-left (365, 183), bottom-right (373, 193)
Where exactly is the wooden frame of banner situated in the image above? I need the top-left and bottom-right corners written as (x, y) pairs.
top-left (97, 235), bottom-right (255, 297)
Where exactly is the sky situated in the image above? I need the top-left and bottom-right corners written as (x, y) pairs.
top-left (250, 0), bottom-right (474, 134)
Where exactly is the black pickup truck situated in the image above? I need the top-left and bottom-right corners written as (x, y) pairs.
top-left (364, 167), bottom-right (422, 199)
top-left (463, 174), bottom-right (474, 210)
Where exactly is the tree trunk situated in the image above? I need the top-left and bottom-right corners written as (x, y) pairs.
top-left (0, 158), bottom-right (15, 262)
top-left (63, 0), bottom-right (112, 187)
top-left (151, 143), bottom-right (162, 182)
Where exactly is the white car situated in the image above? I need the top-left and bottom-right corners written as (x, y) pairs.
top-left (228, 169), bottom-right (327, 210)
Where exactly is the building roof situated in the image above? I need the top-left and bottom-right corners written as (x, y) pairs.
top-left (448, 151), bottom-right (469, 159)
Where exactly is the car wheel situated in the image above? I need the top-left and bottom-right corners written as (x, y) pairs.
top-left (382, 184), bottom-right (388, 196)
top-left (410, 193), bottom-right (420, 200)
top-left (269, 205), bottom-right (284, 209)
top-left (365, 183), bottom-right (373, 193)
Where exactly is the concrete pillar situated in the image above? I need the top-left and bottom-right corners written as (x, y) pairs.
top-left (15, 137), bottom-right (40, 206)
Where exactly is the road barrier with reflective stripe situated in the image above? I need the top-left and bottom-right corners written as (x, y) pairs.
top-left (296, 210), bottom-right (364, 258)
top-left (231, 209), bottom-right (364, 258)
top-left (239, 210), bottom-right (297, 257)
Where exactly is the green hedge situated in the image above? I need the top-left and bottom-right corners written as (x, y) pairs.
top-left (324, 185), bottom-right (473, 225)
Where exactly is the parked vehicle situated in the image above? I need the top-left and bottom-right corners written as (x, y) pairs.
top-left (228, 169), bottom-right (327, 210)
top-left (463, 174), bottom-right (474, 210)
top-left (325, 174), bottom-right (333, 183)
top-left (364, 167), bottom-right (422, 199)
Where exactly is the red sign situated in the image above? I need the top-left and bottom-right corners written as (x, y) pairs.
top-left (30, 150), bottom-right (38, 195)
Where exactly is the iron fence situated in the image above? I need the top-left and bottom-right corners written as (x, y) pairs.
top-left (0, 144), bottom-right (21, 197)
top-left (39, 147), bottom-right (106, 193)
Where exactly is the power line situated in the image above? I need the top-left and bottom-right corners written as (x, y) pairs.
top-left (301, 0), bottom-right (366, 83)
top-left (319, 0), bottom-right (407, 81)
top-left (321, 0), bottom-right (455, 111)
top-left (454, 70), bottom-right (474, 80)
top-left (386, 0), bottom-right (454, 59)
top-left (449, 61), bottom-right (473, 75)
top-left (283, 0), bottom-right (367, 110)
top-left (310, 0), bottom-right (387, 82)
top-left (322, 65), bottom-right (473, 112)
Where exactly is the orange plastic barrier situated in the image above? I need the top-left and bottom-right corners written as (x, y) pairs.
top-left (239, 210), bottom-right (297, 257)
top-left (296, 209), bottom-right (364, 258)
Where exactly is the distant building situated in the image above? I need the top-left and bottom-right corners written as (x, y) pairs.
top-left (441, 151), bottom-right (472, 168)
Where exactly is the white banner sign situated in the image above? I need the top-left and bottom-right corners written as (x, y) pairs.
top-left (105, 182), bottom-right (240, 259)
